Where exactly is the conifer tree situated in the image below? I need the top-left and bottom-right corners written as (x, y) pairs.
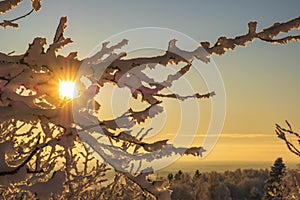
top-left (0, 2), bottom-right (300, 199)
top-left (263, 157), bottom-right (286, 200)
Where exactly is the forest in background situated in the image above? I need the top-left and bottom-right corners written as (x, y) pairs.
top-left (165, 158), bottom-right (299, 200)
top-left (0, 1), bottom-right (299, 199)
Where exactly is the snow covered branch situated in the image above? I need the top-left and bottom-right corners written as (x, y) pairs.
top-left (0, 15), bottom-right (299, 199)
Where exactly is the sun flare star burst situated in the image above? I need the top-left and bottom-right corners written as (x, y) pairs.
top-left (59, 80), bottom-right (77, 99)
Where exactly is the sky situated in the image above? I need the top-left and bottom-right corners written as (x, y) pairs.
top-left (1, 1), bottom-right (299, 167)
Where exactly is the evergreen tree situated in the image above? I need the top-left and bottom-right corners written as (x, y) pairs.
top-left (249, 186), bottom-right (261, 200)
top-left (175, 170), bottom-right (183, 181)
top-left (193, 169), bottom-right (201, 179)
top-left (263, 157), bottom-right (286, 200)
top-left (167, 173), bottom-right (174, 181)
top-left (1, 2), bottom-right (299, 198)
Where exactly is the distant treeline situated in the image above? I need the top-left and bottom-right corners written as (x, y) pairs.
top-left (167, 164), bottom-right (299, 200)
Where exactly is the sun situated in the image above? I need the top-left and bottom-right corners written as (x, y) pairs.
top-left (59, 80), bottom-right (77, 99)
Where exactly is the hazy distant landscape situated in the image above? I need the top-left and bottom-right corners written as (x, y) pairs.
top-left (0, 1), bottom-right (299, 199)
top-left (164, 159), bottom-right (299, 200)
top-left (158, 160), bottom-right (299, 175)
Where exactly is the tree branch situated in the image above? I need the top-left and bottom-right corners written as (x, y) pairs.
top-left (275, 121), bottom-right (300, 157)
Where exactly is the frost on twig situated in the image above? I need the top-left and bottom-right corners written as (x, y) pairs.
top-left (0, 15), bottom-right (299, 199)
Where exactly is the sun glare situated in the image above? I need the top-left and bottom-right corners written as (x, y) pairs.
top-left (59, 80), bottom-right (77, 99)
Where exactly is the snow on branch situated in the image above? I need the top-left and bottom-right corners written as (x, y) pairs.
top-left (0, 15), bottom-right (299, 199)
top-left (206, 16), bottom-right (300, 54)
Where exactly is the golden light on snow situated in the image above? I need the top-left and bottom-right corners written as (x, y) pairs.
top-left (59, 80), bottom-right (77, 99)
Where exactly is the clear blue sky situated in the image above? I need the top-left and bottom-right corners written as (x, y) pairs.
top-left (1, 1), bottom-right (299, 163)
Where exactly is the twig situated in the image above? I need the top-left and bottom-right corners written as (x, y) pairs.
top-left (7, 8), bottom-right (34, 23)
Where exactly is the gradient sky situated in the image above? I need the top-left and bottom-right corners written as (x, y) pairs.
top-left (1, 1), bottom-right (299, 166)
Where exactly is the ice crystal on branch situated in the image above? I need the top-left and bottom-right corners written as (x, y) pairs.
top-left (0, 14), bottom-right (299, 199)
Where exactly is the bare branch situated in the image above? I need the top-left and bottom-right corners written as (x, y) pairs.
top-left (275, 121), bottom-right (300, 157)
